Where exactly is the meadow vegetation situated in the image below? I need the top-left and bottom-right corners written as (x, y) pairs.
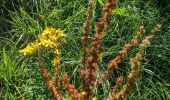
top-left (0, 0), bottom-right (170, 100)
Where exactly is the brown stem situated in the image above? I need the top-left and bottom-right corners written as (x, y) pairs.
top-left (109, 35), bottom-right (155, 100)
top-left (103, 26), bottom-right (145, 80)
top-left (63, 73), bottom-right (83, 100)
top-left (82, 0), bottom-right (116, 99)
top-left (82, 0), bottom-right (95, 68)
top-left (38, 48), bottom-right (62, 100)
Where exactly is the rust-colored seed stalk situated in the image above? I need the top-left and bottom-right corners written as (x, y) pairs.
top-left (80, 0), bottom-right (95, 97)
top-left (103, 26), bottom-right (145, 80)
top-left (81, 0), bottom-right (116, 99)
top-left (20, 0), bottom-right (161, 99)
top-left (82, 0), bottom-right (94, 67)
top-left (38, 49), bottom-right (62, 100)
top-left (63, 74), bottom-right (83, 100)
top-left (109, 34), bottom-right (156, 100)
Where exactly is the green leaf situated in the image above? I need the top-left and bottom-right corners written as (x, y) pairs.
top-left (98, 0), bottom-right (104, 6)
top-left (2, 48), bottom-right (7, 66)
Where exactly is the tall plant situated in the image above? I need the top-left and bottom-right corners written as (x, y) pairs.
top-left (19, 0), bottom-right (161, 99)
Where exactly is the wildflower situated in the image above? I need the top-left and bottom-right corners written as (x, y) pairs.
top-left (54, 49), bottom-right (60, 55)
top-left (81, 91), bottom-right (87, 96)
top-left (103, 26), bottom-right (145, 80)
top-left (19, 27), bottom-right (64, 56)
top-left (19, 42), bottom-right (38, 55)
top-left (52, 57), bottom-right (60, 66)
top-left (19, 27), bottom-right (64, 67)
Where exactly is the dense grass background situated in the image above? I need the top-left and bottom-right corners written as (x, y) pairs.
top-left (0, 0), bottom-right (170, 99)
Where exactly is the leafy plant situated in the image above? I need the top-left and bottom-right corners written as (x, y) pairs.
top-left (18, 0), bottom-right (161, 99)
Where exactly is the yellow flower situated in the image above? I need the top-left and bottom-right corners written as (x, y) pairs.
top-left (52, 57), bottom-right (60, 66)
top-left (93, 97), bottom-right (96, 100)
top-left (54, 49), bottom-right (60, 55)
top-left (19, 27), bottom-right (64, 56)
top-left (81, 91), bottom-right (87, 96)
top-left (39, 39), bottom-right (54, 48)
top-left (19, 27), bottom-right (64, 66)
top-left (19, 42), bottom-right (38, 55)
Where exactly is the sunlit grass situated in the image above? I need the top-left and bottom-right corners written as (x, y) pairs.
top-left (0, 0), bottom-right (169, 99)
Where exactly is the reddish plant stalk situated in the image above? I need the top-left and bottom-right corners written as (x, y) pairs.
top-left (103, 26), bottom-right (145, 80)
top-left (109, 35), bottom-right (155, 100)
top-left (63, 74), bottom-right (83, 100)
top-left (80, 0), bottom-right (95, 96)
top-left (82, 0), bottom-right (116, 99)
top-left (54, 59), bottom-right (62, 97)
top-left (82, 0), bottom-right (94, 67)
top-left (38, 49), bottom-right (62, 100)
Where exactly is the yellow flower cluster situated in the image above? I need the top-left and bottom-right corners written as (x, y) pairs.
top-left (38, 28), bottom-right (64, 48)
top-left (19, 28), bottom-right (64, 65)
top-left (52, 49), bottom-right (60, 66)
top-left (19, 42), bottom-right (38, 56)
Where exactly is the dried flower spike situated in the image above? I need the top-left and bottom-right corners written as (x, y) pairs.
top-left (38, 48), bottom-right (62, 100)
top-left (103, 25), bottom-right (145, 80)
top-left (109, 34), bottom-right (155, 100)
top-left (63, 74), bottom-right (82, 100)
top-left (82, 0), bottom-right (116, 99)
top-left (82, 0), bottom-right (95, 67)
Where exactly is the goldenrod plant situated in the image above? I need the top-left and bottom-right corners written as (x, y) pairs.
top-left (19, 0), bottom-right (162, 100)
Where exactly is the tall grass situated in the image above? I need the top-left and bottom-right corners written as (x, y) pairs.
top-left (0, 0), bottom-right (169, 99)
top-left (0, 46), bottom-right (28, 99)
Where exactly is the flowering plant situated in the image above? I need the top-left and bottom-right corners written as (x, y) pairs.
top-left (19, 0), bottom-right (161, 99)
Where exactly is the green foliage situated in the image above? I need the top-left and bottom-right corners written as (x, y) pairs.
top-left (0, 47), bottom-right (28, 99)
top-left (0, 0), bottom-right (169, 99)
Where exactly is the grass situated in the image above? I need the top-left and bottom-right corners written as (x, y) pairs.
top-left (0, 0), bottom-right (170, 99)
top-left (0, 46), bottom-right (28, 99)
